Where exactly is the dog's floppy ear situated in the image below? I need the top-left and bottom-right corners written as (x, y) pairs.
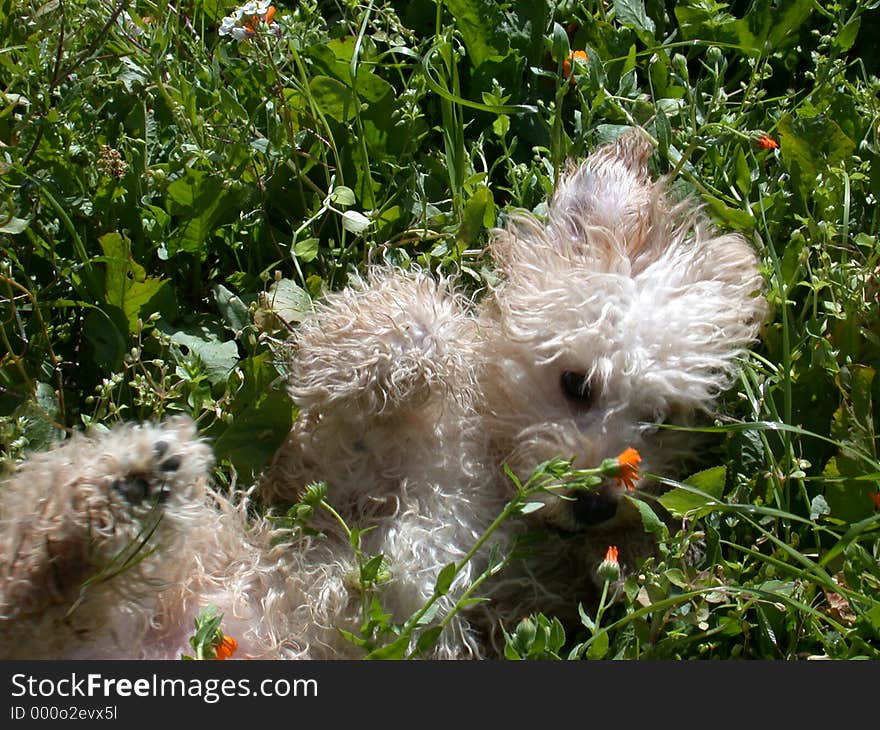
top-left (550, 129), bottom-right (656, 241)
top-left (488, 127), bottom-right (765, 409)
top-left (490, 129), bottom-right (659, 277)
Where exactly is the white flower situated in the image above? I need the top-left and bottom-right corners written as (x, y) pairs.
top-left (218, 16), bottom-right (238, 37)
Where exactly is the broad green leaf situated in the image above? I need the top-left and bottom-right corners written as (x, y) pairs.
top-left (434, 562), bottom-right (457, 596)
top-left (658, 466), bottom-right (726, 519)
top-left (586, 630), bottom-right (609, 659)
top-left (83, 306), bottom-right (128, 369)
top-left (703, 194), bottom-right (754, 230)
top-left (309, 76), bottom-right (357, 123)
top-left (210, 353), bottom-right (295, 481)
top-left (342, 210), bottom-right (371, 234)
top-left (163, 323), bottom-right (239, 385)
top-left (766, 0), bottom-right (814, 52)
top-left (778, 114), bottom-right (855, 207)
top-left (257, 278), bottom-right (312, 329)
top-left (293, 237), bottom-right (320, 263)
top-left (415, 626), bottom-right (444, 656)
top-left (166, 169), bottom-right (242, 256)
top-left (99, 233), bottom-right (174, 333)
top-left (329, 186), bottom-right (356, 207)
top-left (822, 456), bottom-right (877, 523)
top-left (444, 0), bottom-right (509, 67)
top-left (832, 16), bottom-right (861, 54)
top-left (613, 0), bottom-right (656, 37)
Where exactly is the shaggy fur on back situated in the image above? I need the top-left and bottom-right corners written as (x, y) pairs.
top-left (0, 130), bottom-right (765, 659)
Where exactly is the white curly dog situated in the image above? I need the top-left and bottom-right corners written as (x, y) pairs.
top-left (0, 131), bottom-right (764, 659)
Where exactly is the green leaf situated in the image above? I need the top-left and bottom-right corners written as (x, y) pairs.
top-left (83, 305), bottom-right (128, 370)
top-left (444, 0), bottom-right (510, 68)
top-left (734, 145), bottom-right (752, 197)
top-left (0, 216), bottom-right (28, 234)
top-left (257, 278), bottom-right (312, 328)
top-left (613, 0), bottom-right (656, 37)
top-left (654, 105), bottom-right (670, 158)
top-left (329, 185), bottom-right (357, 207)
top-left (675, 0), bottom-right (759, 55)
top-left (586, 630), bottom-right (609, 660)
top-left (550, 21), bottom-right (570, 62)
top-left (414, 626), bottom-right (444, 656)
top-left (434, 562), bottom-right (457, 596)
top-left (213, 284), bottom-right (251, 338)
top-left (624, 495), bottom-right (667, 535)
top-left (810, 494), bottom-right (831, 521)
top-left (210, 353), bottom-right (295, 481)
top-left (658, 466), bottom-right (726, 519)
top-left (166, 169), bottom-right (242, 256)
top-left (766, 0), bottom-right (814, 52)
top-left (459, 185), bottom-right (495, 246)
top-left (364, 634), bottom-right (410, 660)
top-left (99, 233), bottom-right (174, 333)
top-left (293, 237), bottom-right (320, 263)
top-left (309, 76), bottom-right (357, 123)
top-left (703, 195), bottom-right (754, 230)
top-left (519, 501), bottom-right (546, 515)
top-left (822, 456), bottom-right (876, 523)
top-left (778, 114), bottom-right (855, 208)
top-left (163, 322), bottom-right (239, 385)
top-left (832, 16), bottom-right (861, 54)
top-left (342, 210), bottom-right (371, 234)
top-left (360, 554), bottom-right (387, 584)
top-left (664, 568), bottom-right (688, 588)
top-left (578, 603), bottom-right (595, 632)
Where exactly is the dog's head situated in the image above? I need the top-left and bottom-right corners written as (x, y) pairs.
top-left (482, 130), bottom-right (766, 534)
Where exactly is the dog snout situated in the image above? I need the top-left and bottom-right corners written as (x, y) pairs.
top-left (571, 490), bottom-right (618, 526)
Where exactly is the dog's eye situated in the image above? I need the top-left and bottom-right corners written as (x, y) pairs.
top-left (560, 371), bottom-right (593, 406)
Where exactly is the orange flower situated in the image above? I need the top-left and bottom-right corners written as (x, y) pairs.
top-left (244, 6), bottom-right (276, 33)
top-left (214, 634), bottom-right (238, 660)
top-left (563, 50), bottom-right (588, 83)
top-left (615, 447), bottom-right (641, 491)
top-left (604, 545), bottom-right (619, 564)
top-left (757, 134), bottom-right (779, 150)
top-left (871, 491), bottom-right (880, 510)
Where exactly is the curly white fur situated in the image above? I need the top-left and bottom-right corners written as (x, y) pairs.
top-left (0, 130), bottom-right (765, 659)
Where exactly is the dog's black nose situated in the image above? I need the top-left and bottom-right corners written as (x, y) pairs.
top-left (112, 475), bottom-right (151, 504)
top-left (572, 491), bottom-right (617, 526)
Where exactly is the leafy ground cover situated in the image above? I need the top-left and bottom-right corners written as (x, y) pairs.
top-left (2, 0), bottom-right (880, 658)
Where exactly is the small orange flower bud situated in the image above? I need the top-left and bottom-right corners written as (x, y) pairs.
top-left (597, 545), bottom-right (621, 582)
top-left (214, 634), bottom-right (238, 660)
top-left (871, 491), bottom-right (880, 510)
top-left (757, 134), bottom-right (779, 150)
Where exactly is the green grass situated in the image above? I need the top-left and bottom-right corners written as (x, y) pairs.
top-left (2, 0), bottom-right (880, 659)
